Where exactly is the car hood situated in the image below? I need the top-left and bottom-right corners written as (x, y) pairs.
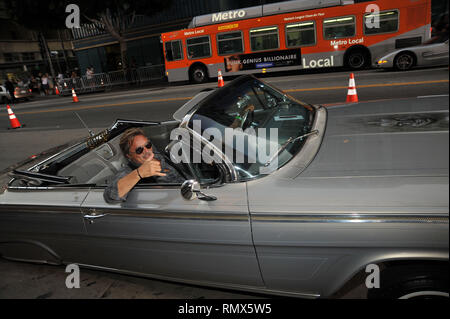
top-left (247, 97), bottom-right (448, 213)
top-left (299, 97), bottom-right (449, 179)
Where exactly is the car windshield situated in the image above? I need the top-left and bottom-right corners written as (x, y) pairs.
top-left (188, 75), bottom-right (314, 180)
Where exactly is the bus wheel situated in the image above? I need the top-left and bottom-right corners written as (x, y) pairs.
top-left (346, 50), bottom-right (369, 70)
top-left (394, 52), bottom-right (415, 71)
top-left (190, 65), bottom-right (208, 84)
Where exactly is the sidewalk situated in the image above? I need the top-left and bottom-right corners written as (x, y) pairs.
top-left (0, 258), bottom-right (366, 298)
top-left (25, 78), bottom-right (173, 103)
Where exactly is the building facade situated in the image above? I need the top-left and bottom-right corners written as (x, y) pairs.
top-left (71, 0), bottom-right (269, 74)
top-left (0, 0), bottom-right (79, 81)
top-left (1, 0), bottom-right (446, 82)
top-left (70, 0), bottom-right (449, 76)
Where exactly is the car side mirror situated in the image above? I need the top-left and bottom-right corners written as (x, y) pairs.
top-left (181, 180), bottom-right (217, 201)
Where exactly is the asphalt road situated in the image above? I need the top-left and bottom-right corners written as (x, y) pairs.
top-left (1, 67), bottom-right (448, 172)
top-left (0, 66), bottom-right (448, 299)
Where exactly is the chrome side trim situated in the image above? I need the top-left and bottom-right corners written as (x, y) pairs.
top-left (1, 204), bottom-right (447, 224)
top-left (0, 239), bottom-right (63, 264)
top-left (71, 262), bottom-right (320, 299)
top-left (297, 174), bottom-right (449, 179)
top-left (86, 211), bottom-right (249, 221)
top-left (0, 204), bottom-right (249, 221)
top-left (82, 209), bottom-right (249, 221)
top-left (0, 205), bottom-right (83, 215)
top-left (6, 186), bottom-right (92, 191)
top-left (251, 214), bottom-right (449, 224)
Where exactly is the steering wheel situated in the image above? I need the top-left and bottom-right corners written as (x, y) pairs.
top-left (239, 105), bottom-right (255, 129)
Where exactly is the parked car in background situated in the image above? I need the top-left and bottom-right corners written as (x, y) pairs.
top-left (375, 39), bottom-right (449, 70)
top-left (0, 85), bottom-right (33, 103)
top-left (13, 85), bottom-right (33, 101)
top-left (0, 75), bottom-right (448, 299)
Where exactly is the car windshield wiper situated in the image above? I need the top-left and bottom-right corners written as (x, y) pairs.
top-left (264, 130), bottom-right (319, 167)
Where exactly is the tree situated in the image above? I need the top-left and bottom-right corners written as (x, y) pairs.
top-left (79, 1), bottom-right (171, 70)
top-left (5, 0), bottom-right (172, 70)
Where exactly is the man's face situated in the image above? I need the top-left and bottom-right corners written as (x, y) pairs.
top-left (127, 135), bottom-right (153, 165)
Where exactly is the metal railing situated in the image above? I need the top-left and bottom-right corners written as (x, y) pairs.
top-left (58, 64), bottom-right (165, 95)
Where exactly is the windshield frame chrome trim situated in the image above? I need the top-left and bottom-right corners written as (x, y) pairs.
top-left (178, 76), bottom-right (320, 182)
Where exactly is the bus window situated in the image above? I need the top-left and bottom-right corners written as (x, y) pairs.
top-left (217, 31), bottom-right (244, 55)
top-left (323, 16), bottom-right (355, 40)
top-left (364, 10), bottom-right (399, 35)
top-left (250, 26), bottom-right (279, 51)
top-left (186, 36), bottom-right (212, 59)
top-left (165, 40), bottom-right (183, 61)
top-left (286, 21), bottom-right (316, 47)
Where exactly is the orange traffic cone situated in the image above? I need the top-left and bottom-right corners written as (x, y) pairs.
top-left (55, 85), bottom-right (60, 95)
top-left (72, 88), bottom-right (79, 103)
top-left (6, 104), bottom-right (22, 129)
top-left (218, 69), bottom-right (224, 88)
top-left (346, 73), bottom-right (358, 103)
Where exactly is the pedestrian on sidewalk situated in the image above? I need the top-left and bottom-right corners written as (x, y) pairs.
top-left (4, 78), bottom-right (16, 103)
top-left (86, 66), bottom-right (95, 88)
top-left (71, 71), bottom-right (78, 89)
top-left (41, 73), bottom-right (50, 95)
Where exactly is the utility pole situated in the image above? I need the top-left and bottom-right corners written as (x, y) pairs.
top-left (39, 32), bottom-right (56, 79)
top-left (58, 29), bottom-right (70, 74)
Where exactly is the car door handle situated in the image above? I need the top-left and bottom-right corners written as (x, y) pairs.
top-left (83, 209), bottom-right (108, 224)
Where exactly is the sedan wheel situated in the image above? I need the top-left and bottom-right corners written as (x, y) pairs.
top-left (367, 265), bottom-right (448, 299)
top-left (395, 52), bottom-right (415, 71)
top-left (398, 290), bottom-right (449, 299)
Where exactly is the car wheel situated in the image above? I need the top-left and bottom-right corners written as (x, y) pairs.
top-left (346, 50), bottom-right (369, 70)
top-left (367, 265), bottom-right (449, 299)
top-left (394, 52), bottom-right (415, 71)
top-left (190, 65), bottom-right (208, 84)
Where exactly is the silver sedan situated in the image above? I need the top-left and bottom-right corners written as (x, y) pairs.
top-left (0, 75), bottom-right (448, 299)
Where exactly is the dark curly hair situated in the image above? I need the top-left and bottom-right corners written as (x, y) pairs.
top-left (119, 127), bottom-right (145, 156)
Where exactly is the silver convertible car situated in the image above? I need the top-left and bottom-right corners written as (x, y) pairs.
top-left (375, 39), bottom-right (449, 70)
top-left (0, 75), bottom-right (448, 299)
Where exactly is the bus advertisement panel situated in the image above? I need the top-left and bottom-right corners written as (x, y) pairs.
top-left (224, 49), bottom-right (302, 72)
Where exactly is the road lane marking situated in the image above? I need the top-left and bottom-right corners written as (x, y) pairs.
top-left (267, 67), bottom-right (450, 84)
top-left (15, 97), bottom-right (193, 115)
top-left (417, 94), bottom-right (449, 98)
top-left (12, 79), bottom-right (449, 116)
top-left (284, 79), bottom-right (449, 92)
